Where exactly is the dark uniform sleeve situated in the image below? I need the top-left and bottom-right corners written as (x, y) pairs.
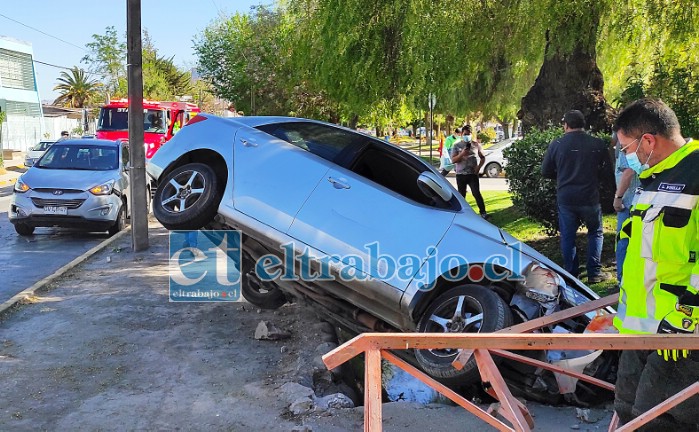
top-left (541, 141), bottom-right (557, 179)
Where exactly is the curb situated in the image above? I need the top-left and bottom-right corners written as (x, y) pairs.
top-left (0, 177), bottom-right (18, 187)
top-left (0, 228), bottom-right (132, 317)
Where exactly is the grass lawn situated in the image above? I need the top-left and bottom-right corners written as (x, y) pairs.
top-left (465, 190), bottom-right (619, 295)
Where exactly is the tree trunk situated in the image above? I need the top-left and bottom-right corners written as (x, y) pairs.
top-left (348, 114), bottom-right (359, 130)
top-left (519, 30), bottom-right (614, 133)
top-left (494, 115), bottom-right (511, 139)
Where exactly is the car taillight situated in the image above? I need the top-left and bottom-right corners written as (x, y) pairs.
top-left (184, 115), bottom-right (207, 127)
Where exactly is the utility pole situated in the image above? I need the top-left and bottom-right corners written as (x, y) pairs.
top-left (127, 0), bottom-right (149, 251)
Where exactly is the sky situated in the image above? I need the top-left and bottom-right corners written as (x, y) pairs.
top-left (0, 0), bottom-right (261, 102)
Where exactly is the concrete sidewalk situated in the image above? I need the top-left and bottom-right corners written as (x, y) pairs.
top-left (0, 224), bottom-right (613, 431)
top-left (0, 156), bottom-right (26, 187)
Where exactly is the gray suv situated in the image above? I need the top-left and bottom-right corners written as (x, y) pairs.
top-left (9, 139), bottom-right (133, 236)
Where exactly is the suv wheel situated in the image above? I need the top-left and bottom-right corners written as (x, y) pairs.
top-left (14, 223), bottom-right (35, 236)
top-left (415, 284), bottom-right (512, 386)
top-left (108, 205), bottom-right (126, 236)
top-left (153, 163), bottom-right (221, 230)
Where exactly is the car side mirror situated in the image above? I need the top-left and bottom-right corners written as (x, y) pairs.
top-left (417, 171), bottom-right (453, 202)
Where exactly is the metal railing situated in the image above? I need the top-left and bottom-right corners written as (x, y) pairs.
top-left (322, 294), bottom-right (699, 431)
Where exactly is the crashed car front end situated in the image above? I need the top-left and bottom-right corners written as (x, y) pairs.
top-left (403, 215), bottom-right (617, 404)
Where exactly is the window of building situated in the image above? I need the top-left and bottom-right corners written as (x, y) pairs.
top-left (0, 49), bottom-right (36, 91)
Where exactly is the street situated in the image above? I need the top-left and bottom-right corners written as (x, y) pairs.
top-left (0, 185), bottom-right (106, 303)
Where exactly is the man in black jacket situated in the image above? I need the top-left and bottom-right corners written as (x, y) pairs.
top-left (542, 110), bottom-right (612, 283)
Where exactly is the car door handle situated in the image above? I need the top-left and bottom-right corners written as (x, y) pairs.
top-left (241, 139), bottom-right (258, 147)
top-left (328, 177), bottom-right (350, 189)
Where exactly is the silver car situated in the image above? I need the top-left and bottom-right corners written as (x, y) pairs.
top-left (9, 139), bottom-right (131, 236)
top-left (479, 137), bottom-right (520, 178)
top-left (24, 140), bottom-right (55, 167)
top-left (147, 115), bottom-right (615, 402)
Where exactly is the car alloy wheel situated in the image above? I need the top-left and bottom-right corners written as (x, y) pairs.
top-left (153, 162), bottom-right (222, 230)
top-left (415, 284), bottom-right (512, 385)
top-left (160, 169), bottom-right (207, 214)
top-left (485, 162), bottom-right (502, 178)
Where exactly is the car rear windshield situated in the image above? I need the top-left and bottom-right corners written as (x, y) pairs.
top-left (37, 145), bottom-right (119, 171)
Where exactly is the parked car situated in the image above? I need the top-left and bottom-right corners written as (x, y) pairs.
top-left (9, 139), bottom-right (136, 236)
top-left (479, 137), bottom-right (519, 178)
top-left (147, 115), bottom-right (616, 402)
top-left (24, 140), bottom-right (55, 167)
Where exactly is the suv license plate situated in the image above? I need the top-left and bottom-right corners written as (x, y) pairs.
top-left (44, 206), bottom-right (68, 215)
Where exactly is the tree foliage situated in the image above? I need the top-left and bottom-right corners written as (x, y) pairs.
top-left (194, 5), bottom-right (298, 115)
top-left (189, 0), bottom-right (699, 134)
top-left (81, 27), bottom-right (194, 101)
top-left (81, 26), bottom-right (126, 96)
top-left (52, 67), bottom-right (102, 108)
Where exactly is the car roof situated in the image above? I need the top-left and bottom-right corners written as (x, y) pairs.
top-left (52, 139), bottom-right (120, 147)
top-left (222, 115), bottom-right (322, 129)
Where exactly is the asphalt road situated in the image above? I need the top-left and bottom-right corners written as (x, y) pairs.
top-left (0, 185), bottom-right (106, 304)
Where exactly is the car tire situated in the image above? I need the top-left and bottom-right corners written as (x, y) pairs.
top-left (108, 205), bottom-right (126, 236)
top-left (241, 270), bottom-right (288, 309)
top-left (153, 163), bottom-right (221, 230)
top-left (484, 162), bottom-right (502, 178)
top-left (14, 223), bottom-right (35, 236)
top-left (415, 284), bottom-right (512, 386)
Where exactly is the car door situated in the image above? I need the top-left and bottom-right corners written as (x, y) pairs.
top-left (232, 124), bottom-right (338, 233)
top-left (288, 140), bottom-right (458, 291)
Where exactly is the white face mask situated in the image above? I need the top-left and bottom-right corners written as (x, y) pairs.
top-left (463, 134), bottom-right (472, 142)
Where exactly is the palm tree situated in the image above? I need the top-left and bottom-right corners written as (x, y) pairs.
top-left (53, 67), bottom-right (102, 108)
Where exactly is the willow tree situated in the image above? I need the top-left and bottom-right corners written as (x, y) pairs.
top-left (292, 0), bottom-right (699, 133)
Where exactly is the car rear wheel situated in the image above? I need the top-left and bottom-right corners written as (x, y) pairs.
top-left (484, 162), bottom-right (502, 178)
top-left (153, 163), bottom-right (221, 230)
top-left (415, 284), bottom-right (512, 386)
top-left (14, 223), bottom-right (35, 236)
top-left (241, 270), bottom-right (288, 309)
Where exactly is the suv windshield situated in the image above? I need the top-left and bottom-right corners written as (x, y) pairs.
top-left (37, 144), bottom-right (119, 171)
top-left (98, 107), bottom-right (166, 133)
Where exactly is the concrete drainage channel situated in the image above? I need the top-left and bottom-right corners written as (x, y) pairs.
top-left (0, 224), bottom-right (614, 431)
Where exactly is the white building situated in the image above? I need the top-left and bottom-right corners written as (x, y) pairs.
top-left (0, 36), bottom-right (44, 152)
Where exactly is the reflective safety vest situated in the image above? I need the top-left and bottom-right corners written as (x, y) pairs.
top-left (614, 140), bottom-right (699, 334)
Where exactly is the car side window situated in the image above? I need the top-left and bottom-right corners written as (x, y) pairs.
top-left (256, 122), bottom-right (366, 164)
top-left (351, 143), bottom-right (460, 210)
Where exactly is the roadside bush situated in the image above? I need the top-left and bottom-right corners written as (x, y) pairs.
top-left (504, 128), bottom-right (561, 235)
top-left (503, 127), bottom-right (615, 236)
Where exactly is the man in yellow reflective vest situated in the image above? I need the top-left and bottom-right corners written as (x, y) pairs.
top-left (613, 98), bottom-right (699, 430)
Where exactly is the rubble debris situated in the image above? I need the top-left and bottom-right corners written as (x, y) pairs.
top-left (289, 396), bottom-right (314, 415)
top-left (254, 320), bottom-right (291, 340)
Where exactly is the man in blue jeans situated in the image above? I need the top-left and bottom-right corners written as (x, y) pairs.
top-left (611, 131), bottom-right (640, 285)
top-left (542, 110), bottom-right (613, 283)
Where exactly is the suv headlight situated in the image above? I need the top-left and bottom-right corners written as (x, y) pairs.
top-left (14, 178), bottom-right (30, 193)
top-left (89, 180), bottom-right (115, 195)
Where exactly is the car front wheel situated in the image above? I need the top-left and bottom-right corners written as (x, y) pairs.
top-left (153, 163), bottom-right (221, 230)
top-left (14, 223), bottom-right (35, 236)
top-left (415, 284), bottom-right (512, 386)
top-left (484, 162), bottom-right (502, 178)
top-left (108, 205), bottom-right (126, 236)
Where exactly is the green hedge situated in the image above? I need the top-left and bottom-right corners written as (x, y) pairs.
top-left (503, 127), bottom-right (615, 235)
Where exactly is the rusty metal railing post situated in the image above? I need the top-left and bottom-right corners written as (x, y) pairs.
top-left (364, 348), bottom-right (382, 431)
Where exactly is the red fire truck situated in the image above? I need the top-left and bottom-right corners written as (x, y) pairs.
top-left (96, 99), bottom-right (201, 159)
